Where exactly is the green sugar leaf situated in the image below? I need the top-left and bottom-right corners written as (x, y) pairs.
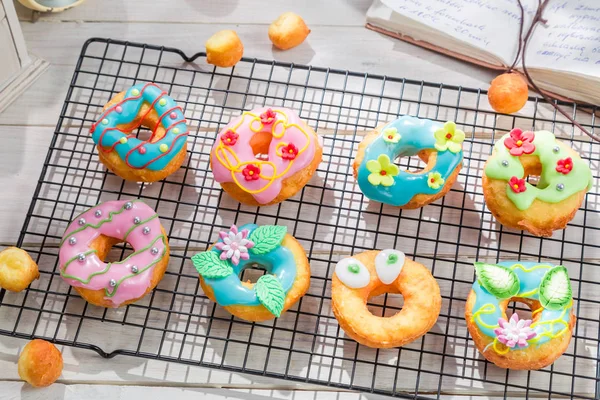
top-left (191, 251), bottom-right (233, 279)
top-left (539, 266), bottom-right (572, 311)
top-left (474, 262), bottom-right (520, 299)
top-left (249, 225), bottom-right (287, 255)
top-left (255, 274), bottom-right (285, 317)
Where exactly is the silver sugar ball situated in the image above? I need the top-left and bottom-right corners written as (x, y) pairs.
top-left (151, 247), bottom-right (159, 255)
top-left (69, 237), bottom-right (77, 245)
top-left (501, 160), bottom-right (509, 167)
top-left (109, 279), bottom-right (117, 287)
top-left (124, 201), bottom-right (133, 210)
top-left (133, 216), bottom-right (141, 224)
top-left (95, 210), bottom-right (102, 217)
top-left (77, 253), bottom-right (86, 262)
top-left (142, 227), bottom-right (151, 235)
top-left (557, 183), bottom-right (565, 191)
top-left (78, 218), bottom-right (86, 225)
top-left (131, 265), bottom-right (139, 274)
top-left (553, 146), bottom-right (560, 153)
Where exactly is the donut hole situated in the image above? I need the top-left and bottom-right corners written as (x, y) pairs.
top-left (503, 299), bottom-right (538, 322)
top-left (100, 239), bottom-right (135, 263)
top-left (367, 291), bottom-right (404, 317)
top-left (239, 264), bottom-right (268, 284)
top-left (132, 127), bottom-right (154, 143)
top-left (250, 131), bottom-right (273, 161)
top-left (396, 150), bottom-right (436, 174)
top-left (520, 154), bottom-right (546, 188)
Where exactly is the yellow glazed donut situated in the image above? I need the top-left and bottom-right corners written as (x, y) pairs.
top-left (18, 339), bottom-right (63, 388)
top-left (58, 200), bottom-right (170, 308)
top-left (192, 224), bottom-right (310, 321)
top-left (482, 128), bottom-right (592, 236)
top-left (210, 107), bottom-right (322, 206)
top-left (0, 247), bottom-right (39, 292)
top-left (332, 250), bottom-right (441, 348)
top-left (91, 83), bottom-right (189, 182)
top-left (353, 116), bottom-right (464, 209)
top-left (465, 261), bottom-right (575, 369)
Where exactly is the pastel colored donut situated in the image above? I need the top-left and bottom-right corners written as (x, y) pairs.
top-left (210, 107), bottom-right (323, 205)
top-left (91, 83), bottom-right (189, 182)
top-left (58, 200), bottom-right (170, 308)
top-left (353, 116), bottom-right (464, 208)
top-left (465, 261), bottom-right (575, 370)
top-left (192, 224), bottom-right (310, 321)
top-left (331, 249), bottom-right (441, 348)
top-left (482, 128), bottom-right (592, 236)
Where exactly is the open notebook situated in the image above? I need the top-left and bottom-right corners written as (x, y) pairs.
top-left (366, 0), bottom-right (600, 105)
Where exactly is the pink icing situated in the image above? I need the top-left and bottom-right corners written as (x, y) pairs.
top-left (58, 200), bottom-right (167, 307)
top-left (210, 107), bottom-right (319, 204)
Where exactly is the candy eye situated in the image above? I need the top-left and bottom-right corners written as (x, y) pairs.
top-left (375, 249), bottom-right (405, 284)
top-left (335, 258), bottom-right (370, 289)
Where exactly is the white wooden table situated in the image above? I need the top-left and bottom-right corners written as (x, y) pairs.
top-left (0, 1), bottom-right (538, 399)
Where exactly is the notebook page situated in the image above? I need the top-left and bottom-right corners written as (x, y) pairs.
top-left (525, 1), bottom-right (600, 78)
top-left (380, 0), bottom-right (537, 65)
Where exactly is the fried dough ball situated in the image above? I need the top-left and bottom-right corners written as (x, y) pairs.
top-left (18, 339), bottom-right (63, 387)
top-left (206, 30), bottom-right (244, 67)
top-left (268, 12), bottom-right (310, 50)
top-left (488, 73), bottom-right (529, 114)
top-left (0, 247), bottom-right (39, 292)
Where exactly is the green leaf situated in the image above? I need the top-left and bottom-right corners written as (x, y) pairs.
top-left (191, 251), bottom-right (233, 279)
top-left (539, 266), bottom-right (572, 311)
top-left (474, 262), bottom-right (520, 299)
top-left (249, 225), bottom-right (287, 255)
top-left (255, 274), bottom-right (285, 317)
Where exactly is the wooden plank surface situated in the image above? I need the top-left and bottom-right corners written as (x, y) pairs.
top-left (0, 1), bottom-right (598, 399)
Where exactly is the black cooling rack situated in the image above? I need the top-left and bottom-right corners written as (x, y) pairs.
top-left (1, 38), bottom-right (599, 399)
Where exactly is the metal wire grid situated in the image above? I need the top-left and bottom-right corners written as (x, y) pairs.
top-left (0, 38), bottom-right (599, 399)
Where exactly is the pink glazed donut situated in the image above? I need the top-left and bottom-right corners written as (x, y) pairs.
top-left (210, 107), bottom-right (323, 205)
top-left (58, 200), bottom-right (169, 308)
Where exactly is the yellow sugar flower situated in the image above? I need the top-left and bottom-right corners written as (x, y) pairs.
top-left (427, 172), bottom-right (445, 190)
top-left (434, 121), bottom-right (465, 153)
top-left (366, 154), bottom-right (399, 187)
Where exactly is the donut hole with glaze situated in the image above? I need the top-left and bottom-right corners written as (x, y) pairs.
top-left (396, 149), bottom-right (437, 174)
top-left (250, 130), bottom-right (273, 161)
top-left (239, 263), bottom-right (268, 285)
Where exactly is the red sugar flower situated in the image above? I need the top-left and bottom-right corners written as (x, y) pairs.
top-left (281, 143), bottom-right (299, 160)
top-left (509, 176), bottom-right (526, 193)
top-left (556, 157), bottom-right (573, 174)
top-left (504, 128), bottom-right (535, 156)
top-left (242, 164), bottom-right (261, 181)
top-left (260, 109), bottom-right (277, 125)
top-left (221, 129), bottom-right (239, 146)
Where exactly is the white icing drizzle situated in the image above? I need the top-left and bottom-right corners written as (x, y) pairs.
top-left (335, 257), bottom-right (370, 289)
top-left (375, 249), bottom-right (405, 284)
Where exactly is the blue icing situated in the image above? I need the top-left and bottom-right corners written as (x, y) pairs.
top-left (203, 224), bottom-right (296, 307)
top-left (472, 261), bottom-right (572, 348)
top-left (356, 115), bottom-right (463, 206)
top-left (92, 83), bottom-right (188, 171)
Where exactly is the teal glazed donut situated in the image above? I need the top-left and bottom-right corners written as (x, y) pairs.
top-left (465, 261), bottom-right (575, 369)
top-left (353, 116), bottom-right (465, 208)
top-left (91, 82), bottom-right (189, 182)
top-left (191, 224), bottom-right (310, 321)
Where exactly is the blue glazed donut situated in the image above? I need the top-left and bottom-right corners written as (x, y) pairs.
top-left (353, 116), bottom-right (464, 208)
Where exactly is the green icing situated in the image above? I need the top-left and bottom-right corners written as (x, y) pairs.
top-left (255, 274), bottom-right (285, 317)
top-left (474, 262), bottom-right (520, 299)
top-left (347, 264), bottom-right (360, 273)
top-left (61, 250), bottom-right (100, 281)
top-left (249, 225), bottom-right (287, 255)
top-left (123, 214), bottom-right (158, 241)
top-left (485, 130), bottom-right (593, 211)
top-left (386, 254), bottom-right (398, 265)
top-left (539, 266), bottom-right (572, 311)
top-left (191, 251), bottom-right (234, 279)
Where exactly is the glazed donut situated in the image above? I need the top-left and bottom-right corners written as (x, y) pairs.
top-left (331, 249), bottom-right (441, 348)
top-left (482, 128), bottom-right (592, 236)
top-left (58, 200), bottom-right (170, 308)
top-left (465, 261), bottom-right (575, 370)
top-left (91, 83), bottom-right (189, 182)
top-left (192, 224), bottom-right (310, 321)
top-left (210, 107), bottom-right (322, 205)
top-left (353, 116), bottom-right (464, 208)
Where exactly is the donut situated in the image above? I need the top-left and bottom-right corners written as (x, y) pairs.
top-left (0, 247), bottom-right (39, 292)
top-left (205, 30), bottom-right (244, 67)
top-left (331, 249), bottom-right (441, 348)
top-left (18, 339), bottom-right (63, 387)
top-left (210, 107), bottom-right (322, 205)
top-left (269, 12), bottom-right (311, 50)
top-left (58, 200), bottom-right (170, 308)
top-left (482, 128), bottom-right (593, 236)
top-left (465, 261), bottom-right (575, 370)
top-left (91, 83), bottom-right (189, 182)
top-left (192, 224), bottom-right (310, 321)
top-left (353, 116), bottom-right (464, 208)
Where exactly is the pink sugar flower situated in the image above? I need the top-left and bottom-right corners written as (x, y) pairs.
top-left (494, 313), bottom-right (536, 348)
top-left (215, 225), bottom-right (255, 266)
